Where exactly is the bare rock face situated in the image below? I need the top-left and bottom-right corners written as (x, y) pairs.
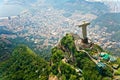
top-left (49, 75), bottom-right (58, 80)
top-left (74, 39), bottom-right (93, 50)
top-left (73, 33), bottom-right (93, 51)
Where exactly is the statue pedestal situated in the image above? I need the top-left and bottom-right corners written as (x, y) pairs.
top-left (74, 38), bottom-right (93, 51)
top-left (82, 38), bottom-right (88, 44)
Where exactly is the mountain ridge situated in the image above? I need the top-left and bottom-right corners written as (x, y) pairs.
top-left (0, 33), bottom-right (120, 80)
top-left (0, 45), bottom-right (50, 80)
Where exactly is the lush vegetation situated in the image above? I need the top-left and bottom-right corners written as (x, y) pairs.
top-left (0, 45), bottom-right (50, 80)
top-left (0, 33), bottom-right (118, 80)
top-left (0, 36), bottom-right (52, 62)
top-left (0, 38), bottom-right (14, 62)
top-left (50, 33), bottom-right (113, 80)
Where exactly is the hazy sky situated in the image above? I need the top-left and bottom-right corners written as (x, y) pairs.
top-left (87, 0), bottom-right (120, 2)
top-left (0, 0), bottom-right (24, 17)
top-left (0, 0), bottom-right (120, 17)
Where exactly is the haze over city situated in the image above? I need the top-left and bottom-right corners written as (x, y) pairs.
top-left (0, 0), bottom-right (120, 80)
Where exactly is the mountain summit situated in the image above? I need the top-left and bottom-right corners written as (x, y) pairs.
top-left (50, 33), bottom-right (120, 80)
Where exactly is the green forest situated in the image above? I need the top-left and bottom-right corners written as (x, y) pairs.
top-left (0, 33), bottom-right (120, 80)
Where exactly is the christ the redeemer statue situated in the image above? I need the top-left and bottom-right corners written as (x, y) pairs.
top-left (77, 21), bottom-right (90, 44)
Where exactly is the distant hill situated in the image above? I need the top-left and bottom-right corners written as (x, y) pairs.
top-left (92, 13), bottom-right (120, 56)
top-left (0, 38), bottom-right (13, 62)
top-left (92, 13), bottom-right (120, 42)
top-left (46, 0), bottom-right (109, 15)
top-left (3, 0), bottom-right (37, 5)
top-left (0, 45), bottom-right (50, 80)
top-left (91, 0), bottom-right (120, 13)
top-left (104, 1), bottom-right (120, 13)
top-left (0, 27), bottom-right (14, 35)
top-left (0, 37), bottom-right (30, 62)
top-left (92, 13), bottom-right (120, 33)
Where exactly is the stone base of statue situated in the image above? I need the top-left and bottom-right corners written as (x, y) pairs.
top-left (81, 38), bottom-right (88, 44)
top-left (74, 38), bottom-right (93, 51)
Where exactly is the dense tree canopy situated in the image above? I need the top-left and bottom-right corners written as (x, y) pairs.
top-left (0, 45), bottom-right (50, 80)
